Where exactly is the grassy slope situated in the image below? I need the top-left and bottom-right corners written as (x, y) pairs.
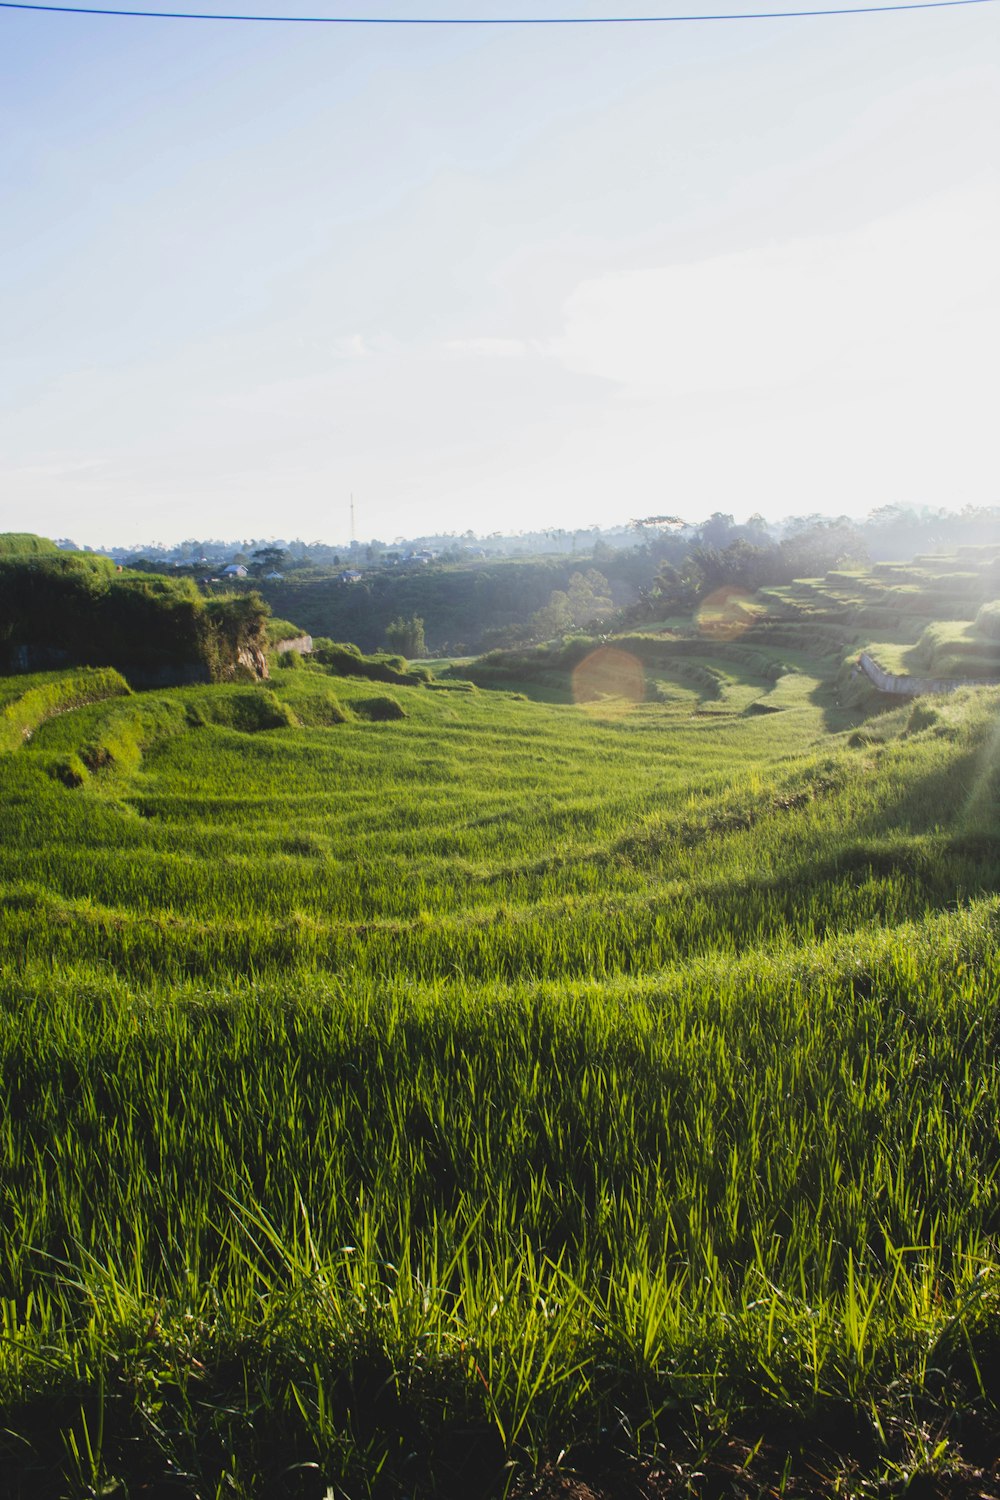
top-left (0, 637), bottom-right (999, 1495)
top-left (0, 667), bottom-right (131, 752)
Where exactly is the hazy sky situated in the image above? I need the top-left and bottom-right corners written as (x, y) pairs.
top-left (2, 0), bottom-right (997, 546)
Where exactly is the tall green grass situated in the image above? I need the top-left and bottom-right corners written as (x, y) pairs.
top-left (0, 667), bottom-right (130, 753)
top-left (1, 658), bottom-right (999, 1493)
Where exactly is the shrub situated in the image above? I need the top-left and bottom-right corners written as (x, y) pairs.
top-left (295, 690), bottom-right (349, 725)
top-left (311, 641), bottom-right (427, 686)
top-left (907, 702), bottom-right (940, 733)
top-left (975, 601), bottom-right (1000, 641)
top-left (354, 695), bottom-right (406, 721)
top-left (188, 687), bottom-right (298, 733)
top-left (50, 752), bottom-right (87, 787)
top-left (203, 594), bottom-right (271, 681)
top-left (385, 614), bottom-right (426, 657)
top-left (312, 638), bottom-right (360, 656)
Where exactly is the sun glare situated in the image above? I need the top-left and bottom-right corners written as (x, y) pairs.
top-left (696, 586), bottom-right (761, 642)
top-left (571, 646), bottom-right (645, 715)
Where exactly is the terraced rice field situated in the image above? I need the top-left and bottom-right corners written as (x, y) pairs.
top-left (1, 637), bottom-right (999, 1496)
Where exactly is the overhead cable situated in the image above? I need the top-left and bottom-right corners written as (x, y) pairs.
top-left (0, 0), bottom-right (995, 21)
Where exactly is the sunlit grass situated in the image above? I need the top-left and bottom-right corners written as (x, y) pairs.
top-left (1, 648), bottom-right (1000, 1492)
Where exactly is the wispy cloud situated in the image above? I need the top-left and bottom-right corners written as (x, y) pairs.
top-left (331, 333), bottom-right (375, 359)
top-left (549, 186), bottom-right (999, 403)
top-left (4, 458), bottom-right (112, 482)
top-left (444, 337), bottom-right (540, 360)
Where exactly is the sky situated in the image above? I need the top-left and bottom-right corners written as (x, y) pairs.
top-left (1, 0), bottom-right (997, 547)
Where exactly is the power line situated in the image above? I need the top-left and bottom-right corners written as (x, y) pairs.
top-left (0, 0), bottom-right (994, 20)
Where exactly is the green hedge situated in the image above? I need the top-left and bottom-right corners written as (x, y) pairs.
top-left (0, 532), bottom-right (59, 556)
top-left (311, 639), bottom-right (430, 686)
top-left (0, 555), bottom-right (270, 683)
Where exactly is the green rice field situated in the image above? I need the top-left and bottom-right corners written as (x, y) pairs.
top-left (2, 634), bottom-right (1000, 1496)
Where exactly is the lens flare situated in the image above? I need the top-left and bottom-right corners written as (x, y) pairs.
top-left (696, 586), bottom-right (760, 642)
top-left (571, 647), bottom-right (645, 716)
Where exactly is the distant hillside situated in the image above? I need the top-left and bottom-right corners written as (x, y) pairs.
top-left (249, 552), bottom-right (651, 654)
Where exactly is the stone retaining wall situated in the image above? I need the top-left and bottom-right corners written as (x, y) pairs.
top-left (858, 651), bottom-right (1000, 697)
top-left (272, 635), bottom-right (313, 656)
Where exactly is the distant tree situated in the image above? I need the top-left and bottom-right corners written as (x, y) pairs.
top-left (652, 559), bottom-right (705, 614)
top-left (566, 569), bottom-right (614, 625)
top-left (251, 546), bottom-right (289, 577)
top-left (697, 512), bottom-right (738, 550)
top-left (629, 515), bottom-right (689, 531)
top-left (743, 513), bottom-right (773, 543)
top-left (529, 591), bottom-right (574, 640)
top-left (692, 539), bottom-right (775, 591)
top-left (778, 517), bottom-right (866, 578)
top-left (527, 570), bottom-right (614, 641)
top-left (385, 615), bottom-right (426, 657)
